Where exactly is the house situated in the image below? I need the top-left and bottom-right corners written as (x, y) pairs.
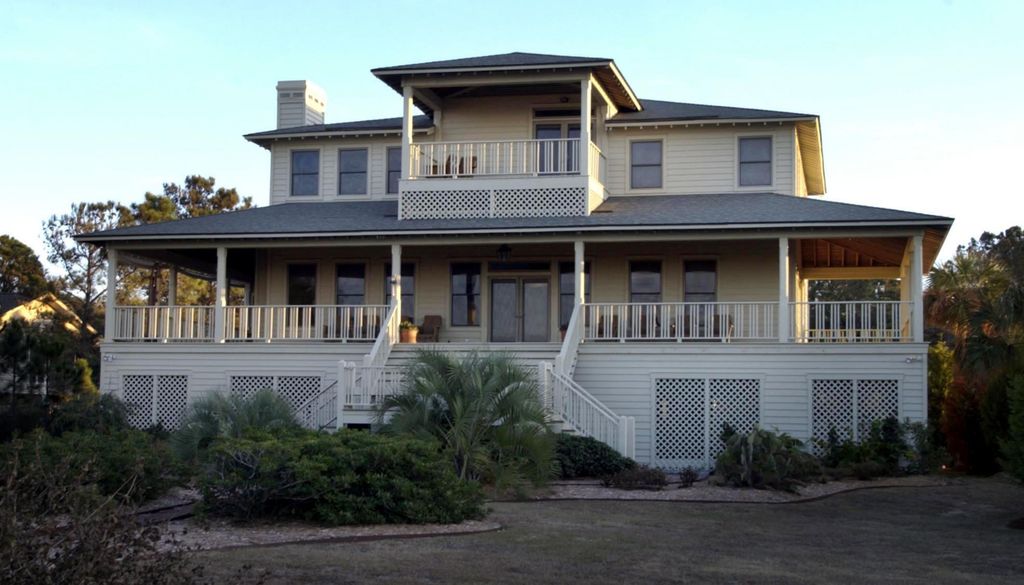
top-left (77, 52), bottom-right (952, 469)
top-left (0, 293), bottom-right (97, 336)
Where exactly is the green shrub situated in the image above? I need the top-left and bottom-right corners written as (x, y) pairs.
top-left (713, 426), bottom-right (822, 491)
top-left (47, 393), bottom-right (128, 436)
top-left (1001, 373), bottom-right (1024, 481)
top-left (555, 434), bottom-right (636, 479)
top-left (1, 428), bottom-right (179, 505)
top-left (172, 389), bottom-right (299, 464)
top-left (200, 429), bottom-right (485, 525)
top-left (601, 465), bottom-right (668, 490)
top-left (817, 417), bottom-right (941, 478)
top-left (678, 466), bottom-right (700, 488)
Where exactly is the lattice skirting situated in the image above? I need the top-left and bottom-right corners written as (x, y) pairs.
top-left (810, 378), bottom-right (900, 455)
top-left (400, 186), bottom-right (587, 219)
top-left (229, 374), bottom-right (322, 410)
top-left (121, 374), bottom-right (189, 430)
top-left (653, 377), bottom-right (761, 470)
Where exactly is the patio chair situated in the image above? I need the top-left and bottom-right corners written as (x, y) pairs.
top-left (419, 315), bottom-right (442, 342)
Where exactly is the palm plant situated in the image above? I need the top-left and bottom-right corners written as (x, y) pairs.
top-left (171, 388), bottom-right (299, 463)
top-left (377, 350), bottom-right (555, 490)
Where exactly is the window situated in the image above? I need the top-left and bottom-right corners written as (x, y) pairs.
top-left (386, 147), bottom-right (402, 194)
top-left (684, 260), bottom-right (717, 303)
top-left (335, 263), bottom-right (366, 305)
top-left (558, 261), bottom-right (591, 328)
top-left (450, 263), bottom-right (481, 326)
top-left (630, 141), bottom-right (662, 189)
top-left (290, 150), bottom-right (319, 196)
top-left (338, 149), bottom-right (368, 195)
top-left (287, 264), bottom-right (316, 305)
top-left (738, 137), bottom-right (772, 186)
top-left (385, 262), bottom-right (415, 320)
top-left (629, 261), bottom-right (662, 303)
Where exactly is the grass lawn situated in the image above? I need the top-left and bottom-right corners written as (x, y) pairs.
top-left (198, 477), bottom-right (1024, 584)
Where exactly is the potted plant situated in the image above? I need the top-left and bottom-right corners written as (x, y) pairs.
top-left (399, 320), bottom-right (419, 343)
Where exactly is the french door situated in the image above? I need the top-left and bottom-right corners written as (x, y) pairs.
top-left (535, 123), bottom-right (581, 174)
top-left (490, 278), bottom-right (550, 342)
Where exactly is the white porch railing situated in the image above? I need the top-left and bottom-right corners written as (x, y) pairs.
top-left (223, 305), bottom-right (388, 342)
top-left (588, 142), bottom-right (607, 185)
top-left (410, 138), bottom-right (582, 178)
top-left (791, 301), bottom-right (910, 342)
top-left (295, 379), bottom-right (338, 430)
top-left (346, 364), bottom-right (405, 407)
top-left (583, 302), bottom-right (778, 342)
top-left (112, 306), bottom-right (215, 341)
top-left (542, 362), bottom-right (635, 458)
top-left (554, 303), bottom-right (584, 376)
top-left (362, 304), bottom-right (401, 367)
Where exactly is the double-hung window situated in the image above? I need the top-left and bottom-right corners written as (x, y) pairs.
top-left (287, 264), bottom-right (317, 305)
top-left (386, 147), bottom-right (402, 194)
top-left (290, 150), bottom-right (319, 196)
top-left (684, 260), bottom-right (717, 303)
top-left (738, 137), bottom-right (772, 186)
top-left (630, 141), bottom-right (663, 189)
top-left (629, 261), bottom-right (662, 303)
top-left (338, 149), bottom-right (368, 195)
top-left (450, 263), bottom-right (481, 326)
top-left (335, 264), bottom-right (366, 305)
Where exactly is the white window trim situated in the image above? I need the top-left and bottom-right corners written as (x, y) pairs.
top-left (337, 147), bottom-right (370, 197)
top-left (289, 148), bottom-right (323, 199)
top-left (735, 134), bottom-right (775, 190)
top-left (627, 138), bottom-right (666, 192)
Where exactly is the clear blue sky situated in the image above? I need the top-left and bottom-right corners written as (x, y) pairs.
top-left (1, 0), bottom-right (1021, 269)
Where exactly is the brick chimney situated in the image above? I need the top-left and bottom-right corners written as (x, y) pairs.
top-left (275, 80), bottom-right (326, 129)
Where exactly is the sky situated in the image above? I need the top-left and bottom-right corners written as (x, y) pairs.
top-left (1, 0), bottom-right (1021, 271)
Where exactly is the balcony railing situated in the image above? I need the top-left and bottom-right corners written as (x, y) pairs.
top-left (791, 301), bottom-right (910, 343)
top-left (111, 306), bottom-right (215, 341)
top-left (584, 302), bottom-right (779, 342)
top-left (224, 305), bottom-right (388, 342)
top-left (410, 138), bottom-right (582, 178)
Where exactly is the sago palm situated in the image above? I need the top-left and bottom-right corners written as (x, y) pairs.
top-left (377, 350), bottom-right (555, 490)
top-left (171, 388), bottom-right (299, 463)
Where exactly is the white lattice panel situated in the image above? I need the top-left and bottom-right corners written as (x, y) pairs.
top-left (856, 379), bottom-right (900, 438)
top-left (654, 378), bottom-right (706, 469)
top-left (122, 374), bottom-right (154, 429)
top-left (708, 378), bottom-right (761, 457)
top-left (277, 376), bottom-right (321, 409)
top-left (155, 375), bottom-right (188, 430)
top-left (493, 187), bottom-right (586, 217)
top-left (230, 375), bottom-right (274, 400)
top-left (400, 189), bottom-right (490, 219)
top-left (811, 379), bottom-right (856, 455)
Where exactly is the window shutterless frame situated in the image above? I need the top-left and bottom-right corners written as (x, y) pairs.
top-left (450, 262), bottom-right (482, 327)
top-left (386, 146), bottom-right (402, 195)
top-left (629, 139), bottom-right (663, 190)
top-left (628, 260), bottom-right (662, 303)
top-left (338, 148), bottom-right (368, 196)
top-left (737, 136), bottom-right (773, 187)
top-left (290, 150), bottom-right (320, 196)
top-left (334, 262), bottom-right (367, 305)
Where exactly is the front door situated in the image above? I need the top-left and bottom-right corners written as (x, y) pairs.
top-left (490, 278), bottom-right (550, 342)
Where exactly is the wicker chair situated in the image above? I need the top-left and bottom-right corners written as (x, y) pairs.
top-left (419, 315), bottom-right (442, 343)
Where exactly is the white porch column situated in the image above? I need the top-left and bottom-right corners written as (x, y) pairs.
top-left (579, 77), bottom-right (592, 177)
top-left (401, 85), bottom-right (414, 180)
top-left (910, 234), bottom-right (924, 343)
top-left (573, 240), bottom-right (585, 307)
top-left (390, 243), bottom-right (402, 316)
top-left (215, 247), bottom-right (227, 343)
top-left (104, 248), bottom-right (118, 342)
top-left (167, 265), bottom-right (177, 306)
top-left (778, 237), bottom-right (790, 342)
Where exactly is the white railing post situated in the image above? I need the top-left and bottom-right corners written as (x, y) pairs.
top-left (214, 247), bottom-right (227, 343)
top-left (778, 237), bottom-right (790, 343)
top-left (911, 234), bottom-right (924, 343)
top-left (336, 360), bottom-right (348, 431)
top-left (104, 248), bottom-right (118, 342)
top-left (579, 77), bottom-right (591, 177)
top-left (391, 244), bottom-right (402, 317)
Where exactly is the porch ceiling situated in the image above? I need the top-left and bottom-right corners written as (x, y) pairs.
top-left (799, 227), bottom-right (946, 274)
top-left (121, 248), bottom-right (256, 285)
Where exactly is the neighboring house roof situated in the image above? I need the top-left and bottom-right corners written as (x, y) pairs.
top-left (0, 293), bottom-right (97, 335)
top-left (78, 193), bottom-right (951, 242)
top-left (610, 99), bottom-right (815, 125)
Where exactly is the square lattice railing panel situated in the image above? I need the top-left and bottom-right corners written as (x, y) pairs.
top-left (155, 375), bottom-right (189, 430)
top-left (229, 375), bottom-right (275, 400)
top-left (708, 378), bottom-right (762, 458)
top-left (654, 378), bottom-right (706, 469)
top-left (276, 376), bottom-right (322, 409)
top-left (856, 379), bottom-right (900, 438)
top-left (400, 186), bottom-right (587, 220)
top-left (122, 374), bottom-right (155, 429)
top-left (811, 378), bottom-right (900, 454)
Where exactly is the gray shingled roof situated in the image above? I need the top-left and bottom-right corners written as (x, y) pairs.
top-left (371, 52), bottom-right (611, 73)
top-left (78, 193), bottom-right (951, 242)
top-left (245, 115), bottom-right (433, 141)
top-left (611, 99), bottom-right (814, 124)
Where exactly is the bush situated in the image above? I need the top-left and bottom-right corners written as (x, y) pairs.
top-left (678, 466), bottom-right (700, 488)
top-left (817, 417), bottom-right (941, 479)
top-left (172, 389), bottom-right (300, 464)
top-left (1, 428), bottom-right (179, 505)
top-left (555, 434), bottom-right (636, 479)
top-left (200, 429), bottom-right (485, 525)
top-left (0, 398), bottom-right (49, 441)
top-left (47, 392), bottom-right (128, 436)
top-left (713, 426), bottom-right (822, 491)
top-left (601, 465), bottom-right (668, 490)
top-left (1001, 373), bottom-right (1024, 481)
top-left (1, 435), bottom-right (260, 585)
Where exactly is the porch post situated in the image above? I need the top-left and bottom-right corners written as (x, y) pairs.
top-left (573, 240), bottom-right (585, 307)
top-left (167, 266), bottom-right (177, 306)
top-left (910, 234), bottom-right (924, 343)
top-left (778, 237), bottom-right (790, 342)
top-left (104, 247), bottom-right (118, 342)
top-left (579, 76), bottom-right (591, 177)
top-left (401, 85), bottom-right (414, 180)
top-left (215, 247), bottom-right (227, 343)
top-left (390, 243), bottom-right (402, 316)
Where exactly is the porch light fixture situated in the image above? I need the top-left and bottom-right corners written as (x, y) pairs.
top-left (496, 244), bottom-right (512, 262)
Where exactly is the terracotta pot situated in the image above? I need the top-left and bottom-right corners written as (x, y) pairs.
top-left (400, 328), bottom-right (418, 343)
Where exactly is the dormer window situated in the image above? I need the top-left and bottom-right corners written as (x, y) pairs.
top-left (630, 141), bottom-right (663, 189)
top-left (738, 137), bottom-right (772, 187)
top-left (338, 149), bottom-right (368, 195)
top-left (290, 150), bottom-right (319, 196)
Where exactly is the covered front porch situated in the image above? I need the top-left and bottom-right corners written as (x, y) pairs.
top-left (104, 232), bottom-right (931, 347)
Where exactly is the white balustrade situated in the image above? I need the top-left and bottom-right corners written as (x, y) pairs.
top-left (410, 138), bottom-right (583, 178)
top-left (112, 306), bottom-right (215, 341)
top-left (542, 362), bottom-right (635, 458)
top-left (224, 305), bottom-right (388, 342)
top-left (583, 302), bottom-right (778, 342)
top-left (295, 379), bottom-right (338, 430)
top-left (791, 301), bottom-right (910, 342)
top-left (347, 365), bottom-right (405, 407)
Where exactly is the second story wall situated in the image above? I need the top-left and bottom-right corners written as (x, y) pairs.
top-left (439, 94), bottom-right (581, 143)
top-left (269, 135), bottom-right (403, 204)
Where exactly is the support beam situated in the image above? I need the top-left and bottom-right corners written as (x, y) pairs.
top-left (390, 243), bottom-right (402, 317)
top-left (104, 248), bottom-right (118, 342)
top-left (579, 77), bottom-right (592, 177)
top-left (167, 266), bottom-right (177, 306)
top-left (401, 84), bottom-right (414, 180)
top-left (910, 234), bottom-right (924, 343)
top-left (214, 247), bottom-right (227, 343)
top-left (574, 240), bottom-right (585, 307)
top-left (800, 266), bottom-right (902, 280)
top-left (778, 237), bottom-right (790, 342)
